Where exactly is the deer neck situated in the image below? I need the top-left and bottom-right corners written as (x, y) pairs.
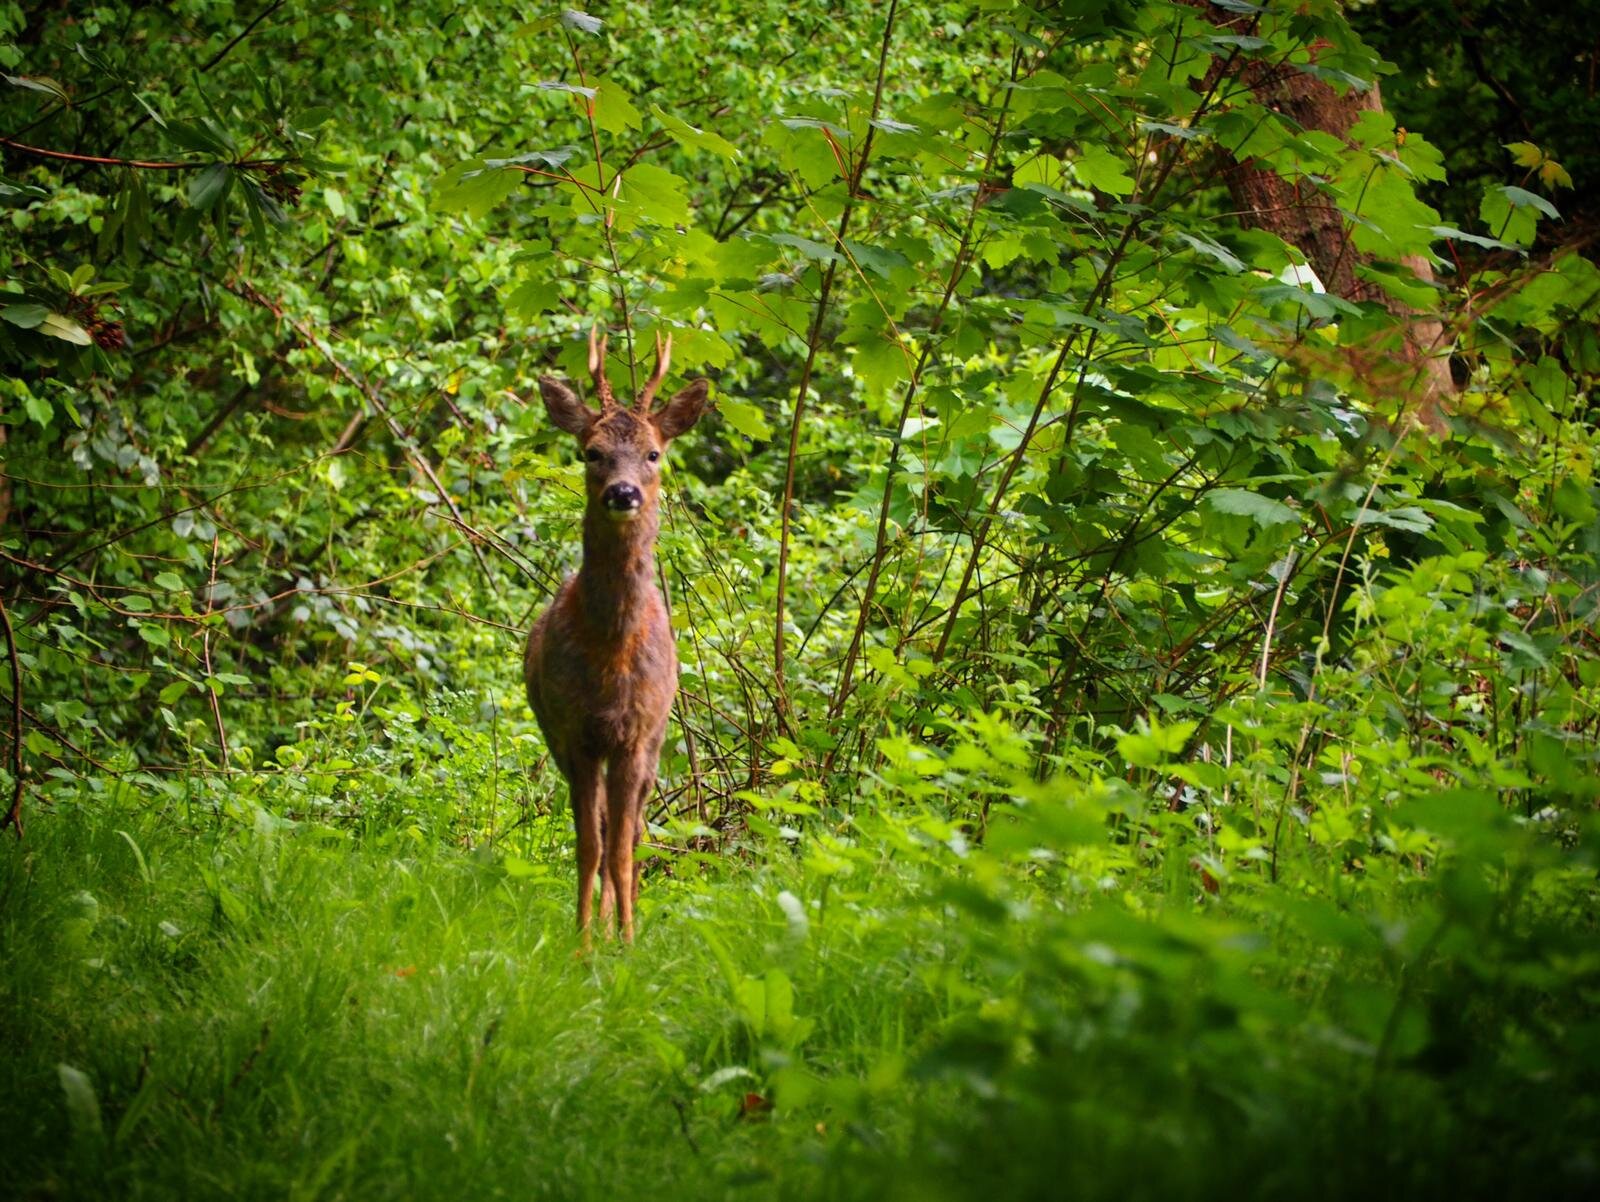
top-left (577, 504), bottom-right (661, 635)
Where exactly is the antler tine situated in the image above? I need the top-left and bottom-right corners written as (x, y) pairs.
top-left (586, 324), bottom-right (615, 408)
top-left (637, 331), bottom-right (673, 414)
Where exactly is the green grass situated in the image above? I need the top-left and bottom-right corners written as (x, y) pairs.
top-left (3, 795), bottom-right (1597, 1201)
top-left (0, 802), bottom-right (938, 1201)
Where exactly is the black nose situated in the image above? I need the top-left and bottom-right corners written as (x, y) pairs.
top-left (602, 483), bottom-right (643, 511)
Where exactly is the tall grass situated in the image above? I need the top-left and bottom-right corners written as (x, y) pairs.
top-left (4, 777), bottom-right (1596, 1201)
top-left (0, 800), bottom-right (939, 1200)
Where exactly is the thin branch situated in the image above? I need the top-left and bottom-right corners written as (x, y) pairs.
top-left (98, 0), bottom-right (287, 161)
top-left (772, 0), bottom-right (900, 716)
top-left (199, 0), bottom-right (286, 73)
top-left (202, 534), bottom-right (231, 772)
top-left (226, 279), bottom-right (501, 597)
top-left (829, 40), bottom-right (1023, 720)
top-left (0, 137), bottom-right (280, 171)
top-left (0, 590), bottom-right (23, 839)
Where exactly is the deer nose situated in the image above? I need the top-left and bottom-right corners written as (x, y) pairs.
top-left (602, 483), bottom-right (643, 513)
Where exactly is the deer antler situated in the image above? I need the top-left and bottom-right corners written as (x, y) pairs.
top-left (636, 332), bottom-right (673, 414)
top-left (588, 325), bottom-right (616, 409)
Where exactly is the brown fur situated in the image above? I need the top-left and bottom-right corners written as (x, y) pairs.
top-left (524, 360), bottom-right (708, 943)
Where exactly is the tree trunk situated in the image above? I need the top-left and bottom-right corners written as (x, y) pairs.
top-left (1198, 6), bottom-right (1457, 419)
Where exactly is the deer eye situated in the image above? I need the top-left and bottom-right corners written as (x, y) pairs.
top-left (647, 450), bottom-right (660, 463)
top-left (584, 448), bottom-right (602, 463)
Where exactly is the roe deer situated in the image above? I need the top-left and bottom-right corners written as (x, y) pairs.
top-left (525, 327), bottom-right (709, 943)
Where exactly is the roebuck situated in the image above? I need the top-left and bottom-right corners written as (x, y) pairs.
top-left (525, 327), bottom-right (708, 943)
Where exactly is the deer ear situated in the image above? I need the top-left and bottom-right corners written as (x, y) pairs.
top-left (651, 379), bottom-right (710, 441)
top-left (539, 376), bottom-right (598, 436)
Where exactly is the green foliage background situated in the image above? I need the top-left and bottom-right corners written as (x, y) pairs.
top-left (2, 1), bottom-right (1598, 1198)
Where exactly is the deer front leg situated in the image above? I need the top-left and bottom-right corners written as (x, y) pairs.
top-left (598, 809), bottom-right (617, 935)
top-left (631, 735), bottom-right (664, 907)
top-left (571, 758), bottom-right (605, 945)
top-left (605, 752), bottom-right (653, 943)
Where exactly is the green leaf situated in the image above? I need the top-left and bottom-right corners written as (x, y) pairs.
top-left (767, 232), bottom-right (843, 266)
top-left (131, 91), bottom-right (167, 128)
top-left (1346, 166), bottom-right (1439, 259)
top-left (1481, 184), bottom-right (1559, 249)
top-left (1354, 504), bottom-right (1432, 534)
top-left (324, 187), bottom-right (346, 219)
top-left (482, 147), bottom-right (577, 172)
top-left (718, 397), bottom-right (771, 440)
top-left (37, 312), bottom-right (92, 345)
top-left (502, 853), bottom-right (546, 879)
top-left (1504, 141), bottom-right (1543, 169)
top-left (611, 162), bottom-right (690, 227)
top-left (163, 120), bottom-right (230, 156)
top-left (853, 332), bottom-right (908, 399)
top-left (1391, 789), bottom-right (1505, 847)
top-left (25, 394), bottom-right (51, 427)
top-left (1497, 185), bottom-right (1560, 220)
top-left (433, 160), bottom-right (522, 220)
top-left (1118, 717), bottom-right (1197, 769)
top-left (187, 163), bottom-right (230, 213)
top-left (1479, 187), bottom-right (1534, 248)
top-left (1, 303), bottom-right (48, 329)
top-left (1499, 629), bottom-right (1549, 668)
top-left (593, 78), bottom-right (641, 133)
top-left (1140, 119), bottom-right (1200, 140)
top-left (652, 105), bottom-right (739, 160)
top-left (1504, 142), bottom-right (1542, 169)
top-left (1427, 225), bottom-right (1518, 252)
top-left (506, 278), bottom-right (555, 321)
top-left (3, 73), bottom-right (69, 103)
top-left (1206, 489), bottom-right (1298, 528)
top-left (1173, 231), bottom-right (1244, 273)
top-left (1072, 145), bottom-right (1134, 196)
top-left (842, 239), bottom-right (910, 279)
top-left (0, 177), bottom-right (51, 202)
top-left (531, 80), bottom-right (596, 100)
top-left (114, 829), bottom-right (154, 887)
top-left (764, 121), bottom-right (841, 189)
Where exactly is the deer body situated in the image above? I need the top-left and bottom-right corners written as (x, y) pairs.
top-left (525, 330), bottom-right (707, 942)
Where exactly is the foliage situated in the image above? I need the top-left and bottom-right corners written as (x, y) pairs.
top-left (1349, 0), bottom-right (1595, 230)
top-left (2, 1), bottom-right (1598, 1198)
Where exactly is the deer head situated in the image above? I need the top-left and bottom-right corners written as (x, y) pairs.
top-left (538, 327), bottom-right (710, 525)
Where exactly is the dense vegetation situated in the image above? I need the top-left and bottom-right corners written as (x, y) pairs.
top-left (3, 2), bottom-right (1597, 1198)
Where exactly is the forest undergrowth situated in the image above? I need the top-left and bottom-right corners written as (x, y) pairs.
top-left (4, 671), bottom-right (1597, 1200)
